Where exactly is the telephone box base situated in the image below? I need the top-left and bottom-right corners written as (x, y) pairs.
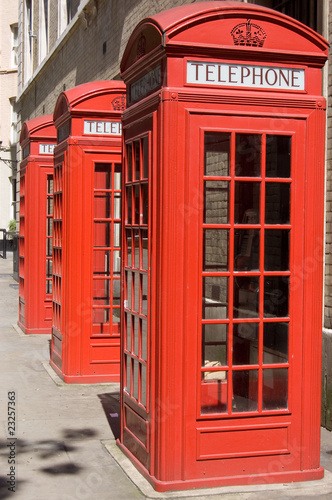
top-left (116, 441), bottom-right (324, 493)
top-left (17, 321), bottom-right (52, 335)
top-left (49, 360), bottom-right (120, 384)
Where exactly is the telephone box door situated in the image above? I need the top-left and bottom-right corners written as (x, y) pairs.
top-left (184, 112), bottom-right (308, 477)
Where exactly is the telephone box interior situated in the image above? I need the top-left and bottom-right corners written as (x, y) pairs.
top-left (18, 115), bottom-right (56, 334)
top-left (118, 1), bottom-right (328, 491)
top-left (49, 80), bottom-right (126, 383)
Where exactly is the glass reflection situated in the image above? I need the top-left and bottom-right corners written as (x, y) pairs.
top-left (126, 230), bottom-right (132, 267)
top-left (264, 230), bottom-right (289, 271)
top-left (204, 132), bottom-right (230, 176)
top-left (143, 136), bottom-right (149, 179)
top-left (204, 181), bottom-right (229, 224)
top-left (141, 319), bottom-right (147, 361)
top-left (263, 322), bottom-right (288, 364)
top-left (94, 221), bottom-right (111, 247)
top-left (233, 370), bottom-right (258, 412)
top-left (233, 276), bottom-right (259, 318)
top-left (235, 134), bottom-right (261, 177)
top-left (127, 144), bottom-right (132, 182)
top-left (264, 276), bottom-right (289, 317)
top-left (233, 323), bottom-right (259, 365)
top-left (263, 368), bottom-right (288, 410)
top-left (202, 323), bottom-right (228, 367)
top-left (265, 183), bottom-right (290, 224)
top-left (266, 135), bottom-right (291, 178)
top-left (202, 277), bottom-right (228, 319)
top-left (234, 229), bottom-right (259, 271)
top-left (201, 374), bottom-right (228, 414)
top-left (234, 182), bottom-right (260, 224)
top-left (203, 229), bottom-right (228, 271)
top-left (95, 164), bottom-right (111, 189)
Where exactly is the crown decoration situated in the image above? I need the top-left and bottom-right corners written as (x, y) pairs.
top-left (137, 34), bottom-right (147, 60)
top-left (231, 19), bottom-right (267, 48)
top-left (112, 94), bottom-right (126, 111)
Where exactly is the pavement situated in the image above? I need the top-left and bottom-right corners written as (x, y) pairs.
top-left (0, 252), bottom-right (332, 500)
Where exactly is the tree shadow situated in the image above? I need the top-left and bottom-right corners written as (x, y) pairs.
top-left (98, 392), bottom-right (121, 439)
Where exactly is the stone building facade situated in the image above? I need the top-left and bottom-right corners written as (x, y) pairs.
top-left (15, 0), bottom-right (332, 428)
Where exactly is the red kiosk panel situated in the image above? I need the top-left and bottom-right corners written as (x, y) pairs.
top-left (118, 2), bottom-right (328, 491)
top-left (18, 115), bottom-right (56, 334)
top-left (49, 81), bottom-right (126, 383)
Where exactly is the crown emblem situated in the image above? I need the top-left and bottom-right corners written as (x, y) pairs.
top-left (231, 19), bottom-right (267, 47)
top-left (112, 94), bottom-right (126, 111)
top-left (137, 34), bottom-right (146, 60)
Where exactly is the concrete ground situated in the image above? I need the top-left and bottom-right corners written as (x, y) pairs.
top-left (0, 252), bottom-right (332, 500)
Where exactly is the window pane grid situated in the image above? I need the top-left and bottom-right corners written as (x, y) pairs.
top-left (201, 131), bottom-right (291, 417)
top-left (123, 137), bottom-right (150, 410)
top-left (92, 163), bottom-right (121, 336)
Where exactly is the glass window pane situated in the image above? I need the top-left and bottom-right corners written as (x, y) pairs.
top-left (234, 229), bottom-right (259, 271)
top-left (142, 183), bottom-right (148, 224)
top-left (233, 276), bottom-right (259, 318)
top-left (93, 308), bottom-right (110, 326)
top-left (125, 271), bottom-right (131, 309)
top-left (113, 250), bottom-right (121, 276)
top-left (141, 364), bottom-right (147, 407)
top-left (94, 221), bottom-right (111, 247)
top-left (125, 355), bottom-right (131, 393)
top-left (94, 250), bottom-right (110, 276)
top-left (204, 181), bottom-right (229, 224)
top-left (235, 182), bottom-right (260, 224)
top-left (93, 279), bottom-right (110, 305)
top-left (263, 322), bottom-right (288, 364)
top-left (142, 274), bottom-right (148, 316)
top-left (264, 230), bottom-right (289, 271)
top-left (134, 141), bottom-right (140, 180)
top-left (133, 316), bottom-right (139, 356)
top-left (265, 183), bottom-right (290, 224)
top-left (141, 229), bottom-right (148, 270)
top-left (125, 313), bottom-right (131, 351)
top-left (266, 135), bottom-right (291, 178)
top-left (235, 134), bottom-right (261, 177)
top-left (126, 230), bottom-right (132, 267)
top-left (134, 185), bottom-right (140, 225)
top-left (133, 361), bottom-right (139, 400)
top-left (202, 277), bottom-right (228, 319)
top-left (113, 222), bottom-right (121, 248)
top-left (233, 323), bottom-right (259, 365)
top-left (233, 370), bottom-right (258, 412)
top-left (126, 186), bottom-right (132, 225)
top-left (264, 276), bottom-right (289, 318)
top-left (113, 279), bottom-right (120, 306)
top-left (204, 132), bottom-right (230, 176)
top-left (203, 229), bottom-right (229, 271)
top-left (114, 193), bottom-right (121, 219)
top-left (95, 164), bottom-right (111, 189)
top-left (143, 136), bottom-right (149, 179)
top-left (201, 374), bottom-right (228, 414)
top-left (141, 319), bottom-right (147, 361)
top-left (263, 368), bottom-right (288, 410)
top-left (127, 145), bottom-right (132, 182)
top-left (47, 197), bottom-right (53, 215)
top-left (94, 193), bottom-right (111, 218)
top-left (114, 164), bottom-right (121, 190)
top-left (202, 323), bottom-right (227, 367)
top-left (47, 238), bottom-right (52, 257)
top-left (133, 229), bottom-right (139, 268)
top-left (47, 218), bottom-right (53, 236)
top-left (134, 274), bottom-right (140, 313)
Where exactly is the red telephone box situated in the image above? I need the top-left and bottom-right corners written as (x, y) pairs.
top-left (118, 2), bottom-right (328, 491)
top-left (49, 80), bottom-right (126, 383)
top-left (18, 115), bottom-right (56, 334)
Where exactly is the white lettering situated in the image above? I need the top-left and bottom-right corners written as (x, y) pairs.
top-left (83, 120), bottom-right (122, 136)
top-left (187, 61), bottom-right (305, 90)
top-left (39, 144), bottom-right (55, 155)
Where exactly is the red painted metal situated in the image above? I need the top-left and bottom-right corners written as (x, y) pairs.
top-left (18, 115), bottom-right (56, 334)
top-left (49, 80), bottom-right (126, 383)
top-left (118, 2), bottom-right (328, 491)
